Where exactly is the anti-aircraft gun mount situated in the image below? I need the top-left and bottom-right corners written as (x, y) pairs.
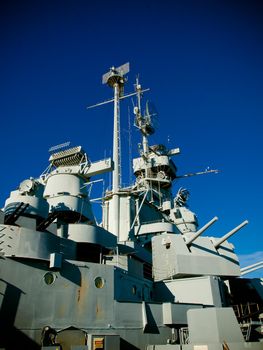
top-left (0, 63), bottom-right (262, 350)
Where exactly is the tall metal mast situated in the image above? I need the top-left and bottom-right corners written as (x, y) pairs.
top-left (134, 78), bottom-right (156, 155)
top-left (135, 78), bottom-right (149, 156)
top-left (102, 63), bottom-right (130, 238)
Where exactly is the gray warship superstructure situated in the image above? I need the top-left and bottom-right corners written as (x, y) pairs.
top-left (0, 63), bottom-right (262, 350)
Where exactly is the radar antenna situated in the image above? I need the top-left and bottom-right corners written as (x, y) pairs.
top-left (144, 100), bottom-right (158, 135)
top-left (133, 78), bottom-right (154, 156)
top-left (48, 141), bottom-right (71, 154)
top-left (174, 188), bottom-right (190, 207)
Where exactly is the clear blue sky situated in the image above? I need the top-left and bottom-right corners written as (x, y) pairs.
top-left (0, 0), bottom-right (262, 277)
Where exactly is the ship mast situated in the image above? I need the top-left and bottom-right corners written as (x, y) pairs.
top-left (135, 77), bottom-right (149, 156)
top-left (102, 63), bottom-right (129, 237)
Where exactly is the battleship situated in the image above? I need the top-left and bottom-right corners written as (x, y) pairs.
top-left (0, 63), bottom-right (262, 350)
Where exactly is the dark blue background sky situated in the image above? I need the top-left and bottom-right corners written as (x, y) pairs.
top-left (1, 0), bottom-right (262, 276)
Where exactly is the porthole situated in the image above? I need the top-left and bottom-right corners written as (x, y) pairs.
top-left (94, 277), bottom-right (105, 289)
top-left (44, 272), bottom-right (55, 285)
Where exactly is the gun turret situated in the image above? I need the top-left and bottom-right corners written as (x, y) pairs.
top-left (214, 220), bottom-right (248, 249)
top-left (185, 216), bottom-right (218, 246)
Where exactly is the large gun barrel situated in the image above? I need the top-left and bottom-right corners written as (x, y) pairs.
top-left (185, 216), bottom-right (218, 246)
top-left (214, 220), bottom-right (248, 249)
top-left (241, 261), bottom-right (263, 276)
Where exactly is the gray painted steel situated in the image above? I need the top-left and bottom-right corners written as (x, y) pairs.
top-left (0, 66), bottom-right (262, 350)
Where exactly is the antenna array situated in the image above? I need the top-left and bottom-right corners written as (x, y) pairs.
top-left (48, 141), bottom-right (71, 154)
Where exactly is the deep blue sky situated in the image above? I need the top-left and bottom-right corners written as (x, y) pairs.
top-left (0, 0), bottom-right (262, 276)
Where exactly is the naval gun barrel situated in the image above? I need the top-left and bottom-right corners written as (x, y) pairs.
top-left (214, 220), bottom-right (249, 249)
top-left (241, 261), bottom-right (263, 276)
top-left (185, 216), bottom-right (218, 246)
